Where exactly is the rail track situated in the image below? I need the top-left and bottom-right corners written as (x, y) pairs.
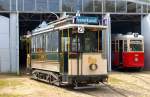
top-left (76, 83), bottom-right (129, 97)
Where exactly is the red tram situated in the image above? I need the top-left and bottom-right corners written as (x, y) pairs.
top-left (112, 33), bottom-right (144, 70)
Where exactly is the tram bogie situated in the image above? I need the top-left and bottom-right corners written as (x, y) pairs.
top-left (30, 14), bottom-right (108, 88)
top-left (112, 33), bottom-right (144, 70)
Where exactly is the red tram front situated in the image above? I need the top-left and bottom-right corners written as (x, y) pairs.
top-left (112, 33), bottom-right (144, 70)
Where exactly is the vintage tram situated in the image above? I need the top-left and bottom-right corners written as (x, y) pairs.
top-left (30, 14), bottom-right (108, 88)
top-left (112, 33), bottom-right (144, 70)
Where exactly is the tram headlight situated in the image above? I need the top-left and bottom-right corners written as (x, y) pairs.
top-left (89, 64), bottom-right (98, 71)
top-left (134, 57), bottom-right (139, 62)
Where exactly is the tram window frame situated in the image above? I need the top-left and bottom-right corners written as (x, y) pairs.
top-left (45, 33), bottom-right (48, 52)
top-left (112, 40), bottom-right (115, 51)
top-left (129, 40), bottom-right (143, 52)
top-left (115, 40), bottom-right (119, 52)
top-left (124, 40), bottom-right (127, 52)
top-left (71, 36), bottom-right (81, 52)
top-left (34, 34), bottom-right (44, 53)
top-left (35, 35), bottom-right (39, 52)
top-left (60, 29), bottom-right (71, 53)
top-left (61, 37), bottom-right (69, 52)
top-left (98, 31), bottom-right (102, 52)
top-left (42, 34), bottom-right (46, 51)
top-left (40, 35), bottom-right (43, 51)
top-left (46, 31), bottom-right (59, 52)
top-left (83, 30), bottom-right (101, 53)
top-left (31, 36), bottom-right (36, 53)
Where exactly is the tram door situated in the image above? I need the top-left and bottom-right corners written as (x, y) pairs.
top-left (61, 30), bottom-right (82, 74)
top-left (119, 40), bottom-right (123, 64)
top-left (61, 37), bottom-right (69, 73)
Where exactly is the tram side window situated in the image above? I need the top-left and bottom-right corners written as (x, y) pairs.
top-left (84, 35), bottom-right (96, 52)
top-left (46, 31), bottom-right (59, 52)
top-left (42, 34), bottom-right (46, 51)
top-left (71, 37), bottom-right (80, 52)
top-left (36, 35), bottom-right (43, 52)
top-left (61, 37), bottom-right (69, 52)
top-left (31, 36), bottom-right (36, 53)
top-left (112, 40), bottom-right (115, 51)
top-left (116, 40), bottom-right (119, 52)
top-left (31, 36), bottom-right (37, 60)
top-left (124, 40), bottom-right (127, 51)
top-left (46, 31), bottom-right (59, 60)
top-left (84, 31), bottom-right (101, 52)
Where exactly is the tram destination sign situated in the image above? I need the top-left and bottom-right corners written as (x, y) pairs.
top-left (75, 16), bottom-right (99, 25)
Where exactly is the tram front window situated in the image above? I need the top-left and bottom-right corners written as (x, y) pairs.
top-left (70, 31), bottom-right (102, 53)
top-left (83, 30), bottom-right (102, 53)
top-left (130, 40), bottom-right (143, 51)
top-left (130, 44), bottom-right (143, 51)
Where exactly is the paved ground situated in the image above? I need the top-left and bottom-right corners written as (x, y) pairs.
top-left (0, 71), bottom-right (150, 97)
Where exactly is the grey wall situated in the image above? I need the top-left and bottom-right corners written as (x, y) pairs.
top-left (0, 16), bottom-right (10, 72)
top-left (141, 14), bottom-right (150, 69)
top-left (0, 13), bottom-right (19, 73)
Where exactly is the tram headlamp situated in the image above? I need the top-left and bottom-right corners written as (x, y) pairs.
top-left (89, 64), bottom-right (98, 71)
top-left (134, 57), bottom-right (139, 62)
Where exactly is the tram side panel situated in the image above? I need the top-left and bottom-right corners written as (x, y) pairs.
top-left (112, 40), bottom-right (119, 67)
top-left (31, 61), bottom-right (60, 72)
top-left (31, 31), bottom-right (60, 73)
top-left (68, 53), bottom-right (107, 75)
top-left (81, 53), bottom-right (107, 75)
top-left (112, 51), bottom-right (119, 67)
top-left (122, 52), bottom-right (144, 68)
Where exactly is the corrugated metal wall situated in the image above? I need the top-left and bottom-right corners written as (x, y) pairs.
top-left (0, 16), bottom-right (10, 72)
top-left (0, 14), bottom-right (19, 73)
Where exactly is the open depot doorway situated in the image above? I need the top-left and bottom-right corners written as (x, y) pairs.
top-left (19, 13), bottom-right (59, 73)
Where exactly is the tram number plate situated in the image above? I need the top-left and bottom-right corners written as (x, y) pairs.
top-left (78, 26), bottom-right (84, 33)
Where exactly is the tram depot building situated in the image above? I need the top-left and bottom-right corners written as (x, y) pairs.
top-left (0, 0), bottom-right (150, 73)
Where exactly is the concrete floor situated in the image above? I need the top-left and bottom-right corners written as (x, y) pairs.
top-left (0, 71), bottom-right (150, 97)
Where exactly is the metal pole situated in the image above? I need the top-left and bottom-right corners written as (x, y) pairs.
top-left (67, 28), bottom-right (70, 74)
top-left (98, 30), bottom-right (100, 52)
top-left (61, 30), bottom-right (64, 73)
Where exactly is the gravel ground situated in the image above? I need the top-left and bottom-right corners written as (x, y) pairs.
top-left (0, 71), bottom-right (150, 97)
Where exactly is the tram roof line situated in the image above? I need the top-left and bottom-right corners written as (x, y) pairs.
top-left (112, 33), bottom-right (144, 40)
top-left (31, 24), bottom-right (107, 36)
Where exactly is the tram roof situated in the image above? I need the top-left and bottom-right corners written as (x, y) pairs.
top-left (112, 33), bottom-right (144, 40)
top-left (31, 24), bottom-right (107, 36)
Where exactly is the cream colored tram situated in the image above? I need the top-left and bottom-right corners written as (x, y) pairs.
top-left (30, 15), bottom-right (108, 88)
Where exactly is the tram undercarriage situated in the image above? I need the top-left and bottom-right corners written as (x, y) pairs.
top-left (31, 69), bottom-right (108, 88)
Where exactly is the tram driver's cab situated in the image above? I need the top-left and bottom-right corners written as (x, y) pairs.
top-left (61, 27), bottom-right (107, 76)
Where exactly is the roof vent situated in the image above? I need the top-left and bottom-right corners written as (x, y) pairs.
top-left (127, 32), bottom-right (133, 35)
top-left (133, 33), bottom-right (139, 37)
top-left (39, 21), bottom-right (48, 28)
top-left (117, 33), bottom-right (123, 36)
